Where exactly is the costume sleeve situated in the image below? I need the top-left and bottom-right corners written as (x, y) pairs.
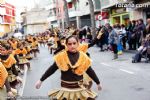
top-left (11, 64), bottom-right (18, 76)
top-left (57, 40), bottom-right (62, 47)
top-left (88, 38), bottom-right (99, 48)
top-left (5, 79), bottom-right (11, 92)
top-left (14, 54), bottom-right (19, 62)
top-left (86, 67), bottom-right (100, 84)
top-left (54, 46), bottom-right (65, 55)
top-left (40, 62), bottom-right (58, 82)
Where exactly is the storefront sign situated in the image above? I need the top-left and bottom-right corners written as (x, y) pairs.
top-left (112, 8), bottom-right (126, 14)
top-left (116, 8), bottom-right (125, 13)
top-left (98, 15), bottom-right (102, 20)
top-left (96, 12), bottom-right (109, 20)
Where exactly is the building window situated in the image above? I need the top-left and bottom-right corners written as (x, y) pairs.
top-left (58, 8), bottom-right (61, 16)
top-left (53, 8), bottom-right (56, 16)
top-left (49, 8), bottom-right (57, 16)
top-left (50, 0), bottom-right (56, 4)
top-left (0, 16), bottom-right (3, 24)
top-left (9, 10), bottom-right (12, 15)
top-left (94, 0), bottom-right (101, 9)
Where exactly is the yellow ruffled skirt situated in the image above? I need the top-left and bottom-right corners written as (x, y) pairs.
top-left (49, 88), bottom-right (97, 100)
top-left (7, 70), bottom-right (17, 83)
top-left (26, 54), bottom-right (33, 60)
top-left (48, 80), bottom-right (97, 100)
top-left (0, 86), bottom-right (7, 100)
top-left (0, 87), bottom-right (17, 100)
top-left (83, 73), bottom-right (92, 86)
top-left (18, 58), bottom-right (29, 65)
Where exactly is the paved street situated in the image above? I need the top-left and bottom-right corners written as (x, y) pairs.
top-left (22, 45), bottom-right (150, 100)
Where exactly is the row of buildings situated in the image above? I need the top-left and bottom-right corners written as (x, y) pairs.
top-left (0, 0), bottom-right (16, 37)
top-left (21, 0), bottom-right (150, 34)
top-left (101, 0), bottom-right (150, 26)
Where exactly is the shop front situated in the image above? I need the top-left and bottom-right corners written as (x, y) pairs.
top-left (95, 11), bottom-right (109, 27)
top-left (110, 7), bottom-right (130, 26)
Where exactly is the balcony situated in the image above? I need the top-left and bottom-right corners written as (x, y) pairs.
top-left (0, 7), bottom-right (5, 15)
top-left (47, 16), bottom-right (57, 22)
top-left (68, 5), bottom-right (80, 17)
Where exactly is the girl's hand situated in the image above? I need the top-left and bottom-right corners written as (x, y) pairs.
top-left (97, 84), bottom-right (102, 91)
top-left (35, 80), bottom-right (42, 89)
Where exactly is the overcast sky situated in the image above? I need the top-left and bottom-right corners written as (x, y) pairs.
top-left (5, 0), bottom-right (40, 9)
top-left (5, 0), bottom-right (41, 22)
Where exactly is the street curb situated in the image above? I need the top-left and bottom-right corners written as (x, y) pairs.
top-left (123, 50), bottom-right (137, 54)
top-left (18, 65), bottom-right (28, 96)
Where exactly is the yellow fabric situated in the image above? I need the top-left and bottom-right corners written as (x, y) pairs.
top-left (32, 41), bottom-right (38, 48)
top-left (28, 37), bottom-right (33, 42)
top-left (7, 70), bottom-right (16, 82)
top-left (54, 51), bottom-right (91, 76)
top-left (18, 58), bottom-right (29, 64)
top-left (48, 87), bottom-right (97, 100)
top-left (15, 48), bottom-right (27, 55)
top-left (10, 41), bottom-right (17, 50)
top-left (26, 46), bottom-right (31, 52)
top-left (13, 48), bottom-right (20, 55)
top-left (0, 86), bottom-right (7, 100)
top-left (97, 31), bottom-right (103, 39)
top-left (77, 43), bottom-right (89, 53)
top-left (22, 48), bottom-right (27, 55)
top-left (1, 54), bottom-right (16, 69)
top-left (83, 73), bottom-right (92, 85)
top-left (64, 43), bottom-right (88, 53)
top-left (0, 62), bottom-right (8, 88)
top-left (45, 36), bottom-right (49, 40)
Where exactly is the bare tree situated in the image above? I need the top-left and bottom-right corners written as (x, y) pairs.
top-left (63, 0), bottom-right (70, 28)
top-left (88, 0), bottom-right (96, 37)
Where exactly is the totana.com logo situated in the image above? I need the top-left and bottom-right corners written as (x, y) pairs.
top-left (116, 2), bottom-right (150, 8)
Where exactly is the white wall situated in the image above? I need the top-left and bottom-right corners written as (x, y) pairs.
top-left (27, 24), bottom-right (46, 34)
top-left (26, 9), bottom-right (49, 24)
top-left (78, 0), bottom-right (90, 16)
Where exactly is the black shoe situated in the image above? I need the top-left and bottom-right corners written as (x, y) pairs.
top-left (100, 49), bottom-right (104, 52)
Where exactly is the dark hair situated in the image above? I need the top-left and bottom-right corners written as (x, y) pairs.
top-left (138, 19), bottom-right (143, 23)
top-left (121, 24), bottom-right (125, 28)
top-left (132, 20), bottom-right (136, 24)
top-left (3, 44), bottom-right (11, 50)
top-left (66, 35), bottom-right (79, 44)
top-left (113, 24), bottom-right (117, 28)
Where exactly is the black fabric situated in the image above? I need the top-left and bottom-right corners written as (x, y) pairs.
top-left (11, 64), bottom-right (18, 76)
top-left (111, 44), bottom-right (118, 54)
top-left (5, 79), bottom-right (11, 92)
top-left (86, 67), bottom-right (100, 84)
top-left (88, 38), bottom-right (99, 48)
top-left (0, 54), bottom-right (9, 60)
top-left (54, 41), bottom-right (65, 55)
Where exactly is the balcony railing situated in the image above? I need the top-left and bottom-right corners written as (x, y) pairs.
top-left (47, 16), bottom-right (57, 22)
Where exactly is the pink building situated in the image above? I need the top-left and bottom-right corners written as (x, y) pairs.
top-left (0, 1), bottom-right (16, 37)
top-left (46, 0), bottom-right (64, 28)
